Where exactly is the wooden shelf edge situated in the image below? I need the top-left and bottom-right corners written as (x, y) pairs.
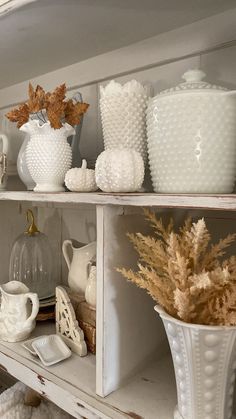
top-left (1, 191), bottom-right (236, 210)
top-left (0, 341), bottom-right (176, 419)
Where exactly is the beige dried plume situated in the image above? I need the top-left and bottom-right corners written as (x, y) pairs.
top-left (118, 210), bottom-right (236, 326)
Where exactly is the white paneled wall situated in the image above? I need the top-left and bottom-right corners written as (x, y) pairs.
top-left (0, 201), bottom-right (34, 282)
top-left (68, 85), bottom-right (102, 166)
top-left (201, 44), bottom-right (236, 88)
top-left (36, 204), bottom-right (96, 286)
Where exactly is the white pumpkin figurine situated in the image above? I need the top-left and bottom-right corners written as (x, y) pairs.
top-left (95, 148), bottom-right (144, 192)
top-left (65, 159), bottom-right (97, 192)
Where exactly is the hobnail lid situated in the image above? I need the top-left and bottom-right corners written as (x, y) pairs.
top-left (159, 69), bottom-right (227, 96)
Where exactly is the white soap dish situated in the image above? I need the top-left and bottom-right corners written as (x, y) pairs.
top-left (32, 335), bottom-right (71, 366)
top-left (22, 336), bottom-right (47, 356)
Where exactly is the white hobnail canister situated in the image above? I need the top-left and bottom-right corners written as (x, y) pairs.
top-left (155, 305), bottom-right (236, 419)
top-left (100, 80), bottom-right (150, 163)
top-left (147, 69), bottom-right (236, 193)
top-left (20, 120), bottom-right (74, 192)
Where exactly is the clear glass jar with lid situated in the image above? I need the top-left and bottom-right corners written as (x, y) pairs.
top-left (9, 209), bottom-right (54, 300)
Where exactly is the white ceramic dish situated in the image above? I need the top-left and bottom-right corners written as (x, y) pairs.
top-left (32, 335), bottom-right (71, 366)
top-left (22, 336), bottom-right (47, 356)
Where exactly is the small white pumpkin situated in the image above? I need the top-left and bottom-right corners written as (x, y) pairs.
top-left (95, 148), bottom-right (144, 192)
top-left (65, 159), bottom-right (97, 192)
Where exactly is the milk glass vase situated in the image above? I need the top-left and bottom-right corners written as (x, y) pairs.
top-left (155, 305), bottom-right (236, 419)
top-left (20, 120), bottom-right (74, 192)
top-left (100, 80), bottom-right (150, 163)
top-left (17, 134), bottom-right (36, 190)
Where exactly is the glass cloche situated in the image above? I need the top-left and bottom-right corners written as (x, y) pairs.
top-left (9, 209), bottom-right (55, 300)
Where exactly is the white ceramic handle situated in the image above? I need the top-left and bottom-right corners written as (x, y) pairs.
top-left (62, 240), bottom-right (73, 270)
top-left (0, 134), bottom-right (8, 154)
top-left (25, 292), bottom-right (39, 326)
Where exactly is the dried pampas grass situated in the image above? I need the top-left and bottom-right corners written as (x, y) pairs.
top-left (118, 210), bottom-right (236, 326)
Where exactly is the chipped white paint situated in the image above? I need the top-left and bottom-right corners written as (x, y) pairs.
top-left (1, 191), bottom-right (236, 210)
top-left (56, 286), bottom-right (87, 357)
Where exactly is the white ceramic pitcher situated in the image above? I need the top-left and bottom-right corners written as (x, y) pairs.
top-left (0, 281), bottom-right (39, 342)
top-left (85, 264), bottom-right (96, 309)
top-left (62, 240), bottom-right (96, 294)
top-left (0, 134), bottom-right (8, 191)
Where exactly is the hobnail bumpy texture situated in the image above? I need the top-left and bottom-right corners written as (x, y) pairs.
top-left (95, 148), bottom-right (144, 192)
top-left (26, 130), bottom-right (72, 192)
top-left (147, 94), bottom-right (236, 193)
top-left (156, 306), bottom-right (236, 419)
top-left (100, 88), bottom-right (149, 163)
top-left (65, 167), bottom-right (97, 192)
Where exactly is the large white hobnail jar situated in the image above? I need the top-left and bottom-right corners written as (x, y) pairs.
top-left (147, 69), bottom-right (236, 193)
top-left (20, 120), bottom-right (74, 192)
top-left (155, 305), bottom-right (236, 419)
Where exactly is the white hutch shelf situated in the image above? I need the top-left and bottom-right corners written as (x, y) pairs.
top-left (0, 191), bottom-right (235, 418)
top-left (1, 191), bottom-right (236, 210)
top-left (0, 191), bottom-right (181, 419)
top-left (0, 322), bottom-right (176, 419)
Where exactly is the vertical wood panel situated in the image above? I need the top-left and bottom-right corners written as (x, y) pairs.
top-left (100, 205), bottom-right (168, 396)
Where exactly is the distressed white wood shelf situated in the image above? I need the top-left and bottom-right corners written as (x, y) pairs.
top-left (0, 322), bottom-right (176, 419)
top-left (1, 191), bottom-right (236, 210)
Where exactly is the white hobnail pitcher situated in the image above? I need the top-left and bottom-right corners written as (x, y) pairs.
top-left (62, 240), bottom-right (96, 294)
top-left (155, 305), bottom-right (236, 419)
top-left (0, 281), bottom-right (39, 342)
top-left (17, 134), bottom-right (36, 190)
top-left (20, 120), bottom-right (74, 192)
top-left (0, 134), bottom-right (8, 191)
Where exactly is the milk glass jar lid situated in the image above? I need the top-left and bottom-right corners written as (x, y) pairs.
top-left (159, 69), bottom-right (227, 96)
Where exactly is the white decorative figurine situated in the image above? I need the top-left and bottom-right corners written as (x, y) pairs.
top-left (65, 159), bottom-right (97, 192)
top-left (56, 286), bottom-right (87, 357)
top-left (95, 148), bottom-right (144, 192)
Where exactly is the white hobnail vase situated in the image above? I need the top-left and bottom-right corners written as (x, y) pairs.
top-left (155, 305), bottom-right (236, 419)
top-left (20, 120), bottom-right (74, 192)
top-left (100, 80), bottom-right (150, 163)
top-left (147, 69), bottom-right (236, 193)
